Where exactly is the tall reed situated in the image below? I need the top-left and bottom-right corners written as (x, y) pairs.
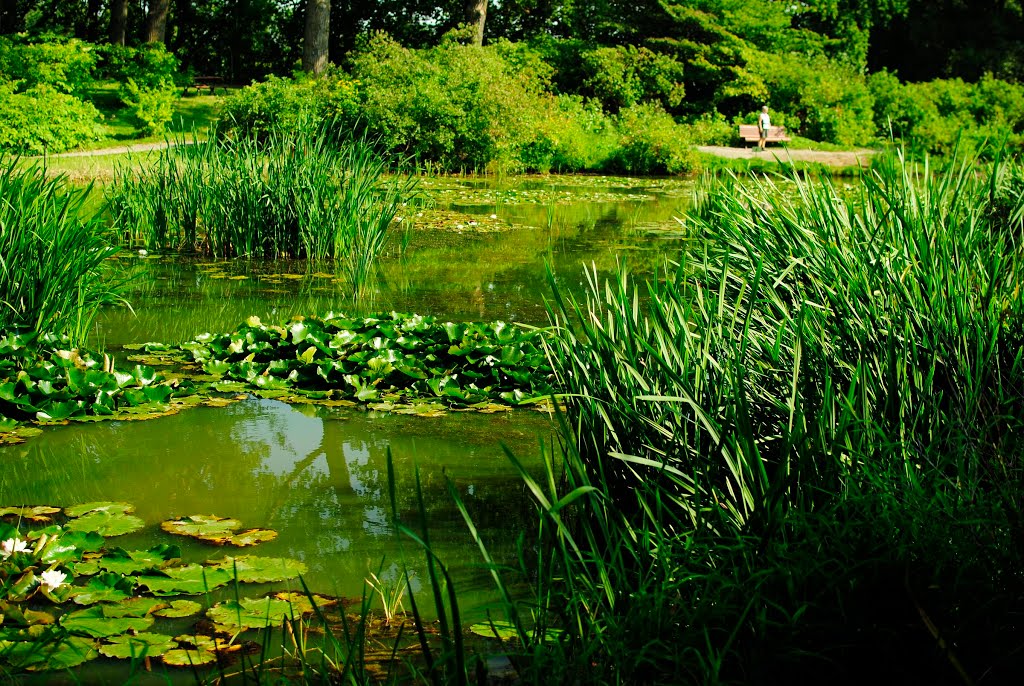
top-left (0, 159), bottom-right (124, 343)
top-left (489, 149), bottom-right (1024, 682)
top-left (106, 124), bottom-right (416, 292)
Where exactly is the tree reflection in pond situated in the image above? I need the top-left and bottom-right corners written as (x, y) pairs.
top-left (0, 397), bottom-right (550, 612)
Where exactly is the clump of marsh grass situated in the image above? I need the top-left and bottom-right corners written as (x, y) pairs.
top-left (0, 158), bottom-right (125, 343)
top-left (483, 149), bottom-right (1024, 682)
top-left (106, 123), bottom-right (416, 293)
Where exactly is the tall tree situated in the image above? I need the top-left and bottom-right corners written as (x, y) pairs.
top-left (464, 0), bottom-right (486, 45)
top-left (109, 0), bottom-right (127, 44)
top-left (303, 0), bottom-right (330, 73)
top-left (145, 0), bottom-right (170, 43)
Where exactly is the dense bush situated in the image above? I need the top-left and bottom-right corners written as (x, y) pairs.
top-left (869, 71), bottom-right (1024, 156)
top-left (96, 43), bottom-right (181, 92)
top-left (606, 102), bottom-right (698, 175)
top-left (0, 36), bottom-right (96, 95)
top-left (576, 44), bottom-right (686, 113)
top-left (218, 69), bottom-right (361, 137)
top-left (756, 51), bottom-right (876, 146)
top-left (0, 83), bottom-right (102, 154)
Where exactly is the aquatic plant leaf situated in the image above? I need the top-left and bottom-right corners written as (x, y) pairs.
top-left (0, 505), bottom-right (61, 522)
top-left (60, 606), bottom-right (154, 638)
top-left (8, 636), bottom-right (99, 671)
top-left (97, 545), bottom-right (181, 575)
top-left (102, 596), bottom-right (166, 618)
top-left (161, 648), bottom-right (217, 666)
top-left (65, 510), bottom-right (145, 537)
top-left (135, 564), bottom-right (232, 596)
top-left (160, 514), bottom-right (241, 539)
top-left (100, 632), bottom-right (177, 659)
top-left (65, 502), bottom-right (134, 517)
top-left (468, 620), bottom-right (519, 640)
top-left (160, 515), bottom-right (276, 546)
top-left (206, 595), bottom-right (326, 629)
top-left (70, 573), bottom-right (136, 605)
top-left (226, 529), bottom-right (277, 547)
top-left (206, 556), bottom-right (307, 583)
top-left (153, 599), bottom-right (202, 618)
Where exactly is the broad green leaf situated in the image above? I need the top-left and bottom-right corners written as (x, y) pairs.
top-left (153, 599), bottom-right (202, 618)
top-left (206, 556), bottom-right (307, 583)
top-left (205, 593), bottom-right (332, 629)
top-left (7, 635), bottom-right (99, 671)
top-left (65, 510), bottom-right (144, 537)
top-left (161, 648), bottom-right (217, 666)
top-left (0, 505), bottom-right (61, 522)
top-left (135, 564), bottom-right (233, 596)
top-left (65, 502), bottom-right (134, 518)
top-left (60, 606), bottom-right (154, 638)
top-left (70, 573), bottom-right (136, 605)
top-left (100, 632), bottom-right (177, 659)
top-left (97, 545), bottom-right (181, 575)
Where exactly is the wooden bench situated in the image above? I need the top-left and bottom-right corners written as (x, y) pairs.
top-left (738, 124), bottom-right (791, 145)
top-left (185, 76), bottom-right (224, 95)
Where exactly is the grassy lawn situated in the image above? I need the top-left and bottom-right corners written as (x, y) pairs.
top-left (79, 82), bottom-right (228, 151)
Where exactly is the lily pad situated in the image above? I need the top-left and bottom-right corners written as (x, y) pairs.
top-left (60, 605), bottom-right (154, 638)
top-left (97, 544), bottom-right (181, 575)
top-left (100, 632), bottom-right (177, 659)
top-left (206, 556), bottom-right (307, 583)
top-left (6, 635), bottom-right (99, 671)
top-left (70, 573), bottom-right (136, 605)
top-left (161, 647), bottom-right (217, 666)
top-left (65, 502), bottom-right (135, 518)
top-left (40, 531), bottom-right (105, 565)
top-left (102, 596), bottom-right (167, 618)
top-left (153, 599), bottom-right (202, 618)
top-left (206, 594), bottom-right (329, 629)
top-left (0, 505), bottom-right (61, 523)
top-left (135, 564), bottom-right (233, 596)
top-left (160, 514), bottom-right (276, 547)
top-left (65, 510), bottom-right (145, 537)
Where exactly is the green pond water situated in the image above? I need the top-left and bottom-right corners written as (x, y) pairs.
top-left (0, 175), bottom-right (689, 678)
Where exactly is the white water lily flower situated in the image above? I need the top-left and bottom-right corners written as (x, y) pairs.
top-left (1, 537), bottom-right (30, 560)
top-left (39, 569), bottom-right (67, 591)
top-left (489, 214), bottom-right (497, 219)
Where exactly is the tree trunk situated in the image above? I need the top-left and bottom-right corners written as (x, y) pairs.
top-left (465, 0), bottom-right (487, 46)
top-left (145, 0), bottom-right (171, 43)
top-left (109, 0), bottom-right (128, 45)
top-left (86, 0), bottom-right (104, 41)
top-left (302, 0), bottom-right (330, 74)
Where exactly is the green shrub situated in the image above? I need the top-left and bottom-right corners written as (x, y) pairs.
top-left (0, 36), bottom-right (96, 95)
top-left (685, 111), bottom-right (736, 145)
top-left (0, 83), bottom-right (102, 154)
top-left (218, 69), bottom-right (361, 138)
top-left (869, 71), bottom-right (1024, 156)
top-left (757, 51), bottom-right (875, 146)
top-left (576, 44), bottom-right (686, 113)
top-left (606, 102), bottom-right (699, 175)
top-left (122, 78), bottom-right (177, 134)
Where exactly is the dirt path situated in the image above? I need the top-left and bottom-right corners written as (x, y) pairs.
top-left (44, 141), bottom-right (187, 158)
top-left (698, 145), bottom-right (877, 167)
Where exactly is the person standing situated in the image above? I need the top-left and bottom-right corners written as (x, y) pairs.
top-left (758, 106), bottom-right (771, 150)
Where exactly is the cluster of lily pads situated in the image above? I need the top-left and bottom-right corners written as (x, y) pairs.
top-left (0, 501), bottom-right (329, 672)
top-left (0, 331), bottom-right (197, 443)
top-left (142, 312), bottom-right (554, 412)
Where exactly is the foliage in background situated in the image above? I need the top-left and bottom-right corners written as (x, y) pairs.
top-left (869, 71), bottom-right (1024, 156)
top-left (0, 35), bottom-right (96, 95)
top-left (0, 82), bottom-right (102, 154)
top-left (0, 160), bottom-right (122, 342)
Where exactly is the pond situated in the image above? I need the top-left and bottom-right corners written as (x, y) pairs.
top-left (0, 174), bottom-right (690, 678)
